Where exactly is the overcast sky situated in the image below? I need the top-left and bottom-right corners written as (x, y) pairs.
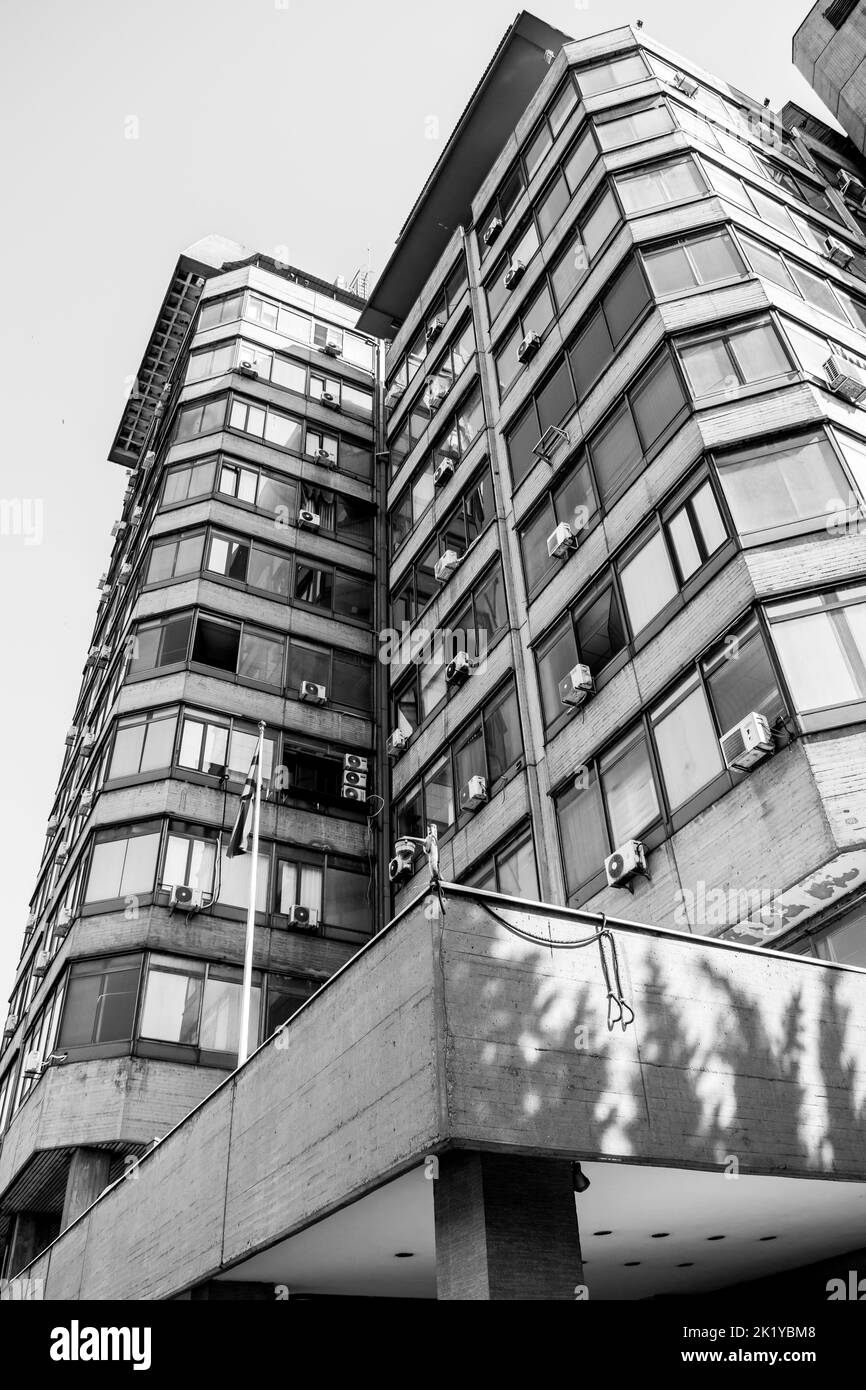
top-left (0, 0), bottom-right (832, 1003)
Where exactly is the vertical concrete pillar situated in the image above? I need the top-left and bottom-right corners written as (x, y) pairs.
top-left (6, 1214), bottom-right (43, 1277)
top-left (434, 1151), bottom-right (583, 1300)
top-left (61, 1147), bottom-right (111, 1230)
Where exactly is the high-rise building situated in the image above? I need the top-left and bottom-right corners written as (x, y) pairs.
top-left (794, 0), bottom-right (866, 156)
top-left (4, 13), bottom-right (866, 1297)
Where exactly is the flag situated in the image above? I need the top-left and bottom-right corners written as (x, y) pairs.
top-left (227, 749), bottom-right (259, 858)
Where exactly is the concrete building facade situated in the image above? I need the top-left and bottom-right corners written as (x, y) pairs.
top-left (795, 0), bottom-right (866, 157)
top-left (3, 14), bottom-right (866, 1297)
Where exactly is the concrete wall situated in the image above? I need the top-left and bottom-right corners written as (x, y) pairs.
top-left (19, 891), bottom-right (866, 1298)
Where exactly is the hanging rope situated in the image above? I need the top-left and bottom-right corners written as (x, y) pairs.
top-left (444, 895), bottom-right (635, 1032)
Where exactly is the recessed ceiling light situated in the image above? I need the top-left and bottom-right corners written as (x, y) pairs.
top-left (394, 1252), bottom-right (414, 1258)
top-left (706, 1235), bottom-right (726, 1241)
top-left (650, 1232), bottom-right (671, 1238)
top-left (592, 1230), bottom-right (613, 1236)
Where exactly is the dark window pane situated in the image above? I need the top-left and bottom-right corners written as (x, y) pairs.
top-left (604, 258), bottom-right (650, 344)
top-left (631, 353), bottom-right (686, 450)
top-left (590, 401), bottom-right (643, 501)
top-left (538, 621), bottom-right (578, 727)
top-left (507, 404), bottom-right (540, 486)
top-left (334, 573), bottom-right (373, 624)
top-left (295, 565), bottom-right (333, 610)
top-left (160, 615), bottom-right (193, 666)
top-left (577, 586), bottom-right (626, 675)
top-left (474, 566), bottom-right (507, 639)
top-left (332, 652), bottom-right (372, 710)
top-left (193, 618), bottom-right (240, 672)
top-left (705, 626), bottom-right (783, 732)
top-left (521, 502), bottom-right (558, 595)
top-left (536, 359), bottom-right (575, 434)
top-left (290, 642), bottom-right (329, 691)
top-left (325, 865), bottom-right (372, 933)
top-left (485, 688), bottom-right (522, 783)
top-left (570, 309), bottom-right (614, 398)
top-left (537, 172), bottom-right (569, 240)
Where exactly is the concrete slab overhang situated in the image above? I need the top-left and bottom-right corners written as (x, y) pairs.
top-left (356, 12), bottom-right (572, 340)
top-left (18, 887), bottom-right (866, 1300)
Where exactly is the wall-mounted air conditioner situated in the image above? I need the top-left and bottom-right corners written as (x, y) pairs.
top-left (299, 681), bottom-right (327, 705)
top-left (824, 354), bottom-right (866, 402)
top-left (169, 884), bottom-right (205, 913)
top-left (719, 711), bottom-right (774, 771)
top-left (559, 663), bottom-right (594, 708)
top-left (445, 652), bottom-right (471, 687)
top-left (547, 521), bottom-right (577, 559)
top-left (605, 840), bottom-right (647, 889)
top-left (460, 775), bottom-right (488, 813)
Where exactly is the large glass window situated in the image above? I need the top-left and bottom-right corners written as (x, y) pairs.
top-left (643, 230), bottom-right (746, 296)
top-left (679, 323), bottom-right (791, 398)
top-left (651, 673), bottom-right (724, 810)
top-left (577, 53), bottom-right (650, 96)
top-left (555, 773), bottom-right (608, 897)
top-left (715, 432), bottom-right (852, 543)
top-left (109, 710), bottom-right (177, 780)
top-left (59, 956), bottom-right (143, 1048)
top-left (767, 587), bottom-right (866, 716)
top-left (620, 530), bottom-right (678, 635)
top-left (84, 827), bottom-right (161, 904)
top-left (600, 731), bottom-right (660, 845)
top-left (616, 158), bottom-right (706, 213)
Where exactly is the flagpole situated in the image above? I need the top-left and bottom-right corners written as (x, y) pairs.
top-left (237, 720), bottom-right (265, 1067)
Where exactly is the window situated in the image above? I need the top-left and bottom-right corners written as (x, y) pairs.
top-left (84, 826), bottom-right (161, 904)
top-left (567, 257), bottom-right (651, 399)
top-left (556, 772), bottom-right (609, 898)
top-left (520, 456), bottom-right (597, 597)
top-left (767, 586), bottom-right (866, 719)
top-left (163, 459), bottom-right (216, 506)
top-left (199, 293), bottom-right (243, 330)
top-left (679, 322), bottom-right (792, 399)
top-left (59, 956), bottom-right (143, 1049)
top-left (702, 618), bottom-right (783, 734)
top-left (600, 730), bottom-right (660, 845)
top-left (495, 281), bottom-right (554, 393)
top-left (535, 579), bottom-right (626, 729)
top-left (207, 534), bottom-right (249, 582)
top-left (218, 461), bottom-right (260, 505)
top-left (577, 53), bottom-right (649, 96)
top-left (139, 955), bottom-right (260, 1059)
top-left (650, 673), bottom-right (723, 810)
top-left (162, 832), bottom-right (217, 897)
top-left (130, 614), bottom-right (193, 673)
top-left (715, 431), bottom-right (853, 543)
top-left (484, 685), bottom-right (522, 783)
top-left (620, 530), bottom-right (678, 635)
top-left (643, 230), bottom-right (746, 296)
top-left (595, 101), bottom-right (673, 151)
top-left (219, 846), bottom-right (269, 913)
top-left (109, 709), bottom-right (177, 780)
top-left (174, 398), bottom-right (226, 443)
top-left (464, 826), bottom-right (539, 900)
top-left (550, 187), bottom-right (621, 312)
top-left (665, 480), bottom-right (727, 581)
top-left (537, 172), bottom-right (569, 241)
top-left (629, 350), bottom-right (688, 450)
top-left (616, 158), bottom-right (706, 213)
top-left (588, 399), bottom-right (643, 502)
top-left (192, 616), bottom-right (240, 673)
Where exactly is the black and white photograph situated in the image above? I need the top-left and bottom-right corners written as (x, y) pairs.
top-left (2, 0), bottom-right (866, 1353)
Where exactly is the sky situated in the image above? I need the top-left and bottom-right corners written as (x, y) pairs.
top-left (0, 0), bottom-right (834, 1004)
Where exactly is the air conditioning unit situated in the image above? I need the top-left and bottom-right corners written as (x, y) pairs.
top-left (314, 448), bottom-right (336, 466)
top-left (504, 260), bottom-right (526, 290)
top-left (118, 562), bottom-right (133, 583)
top-left (445, 651), bottom-right (472, 687)
top-left (460, 774), bottom-right (489, 813)
top-left (26, 911), bottom-right (37, 928)
top-left (299, 681), bottom-right (327, 705)
top-left (33, 951), bottom-right (51, 979)
top-left (169, 884), bottom-right (205, 913)
top-left (130, 506), bottom-right (143, 526)
top-left (342, 768), bottom-right (368, 791)
top-left (605, 839), bottom-right (647, 889)
top-left (98, 573), bottom-right (109, 589)
top-left (64, 726), bottom-right (78, 747)
top-left (483, 216), bottom-right (503, 246)
top-left (320, 391), bottom-right (338, 408)
top-left (286, 904), bottom-right (319, 929)
top-left (55, 841), bottom-right (70, 868)
top-left (672, 70), bottom-right (699, 97)
top-left (3, 1014), bottom-right (19, 1038)
top-left (839, 170), bottom-right (866, 206)
top-left (322, 341), bottom-right (342, 358)
top-left (559, 663), bottom-right (594, 708)
top-left (55, 907), bottom-right (74, 938)
top-left (547, 522), bottom-right (577, 559)
top-left (344, 753), bottom-right (369, 773)
top-left (46, 816), bottom-right (60, 835)
top-left (79, 790), bottom-right (94, 813)
top-left (23, 1050), bottom-right (44, 1080)
top-left (824, 236), bottom-right (854, 269)
top-left (389, 839), bottom-right (416, 887)
top-left (298, 509), bottom-right (321, 530)
top-left (517, 332), bottom-right (541, 363)
top-left (387, 729), bottom-right (409, 757)
top-left (81, 730), bottom-right (96, 751)
top-left (122, 487), bottom-right (134, 507)
top-left (86, 644), bottom-right (110, 669)
top-left (385, 381), bottom-right (406, 409)
top-left (434, 549), bottom-right (461, 583)
top-left (434, 458), bottom-right (455, 489)
top-left (143, 450), bottom-right (156, 469)
top-left (237, 361), bottom-right (259, 378)
top-left (111, 520), bottom-right (127, 538)
top-left (426, 317), bottom-right (445, 344)
top-left (824, 354), bottom-right (866, 402)
top-left (341, 784), bottom-right (367, 802)
top-left (439, 432), bottom-right (461, 461)
top-left (719, 711), bottom-right (774, 771)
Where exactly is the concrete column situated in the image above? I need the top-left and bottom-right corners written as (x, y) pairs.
top-left (434, 1151), bottom-right (583, 1300)
top-left (61, 1147), bottom-right (111, 1230)
top-left (7, 1214), bottom-right (44, 1277)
